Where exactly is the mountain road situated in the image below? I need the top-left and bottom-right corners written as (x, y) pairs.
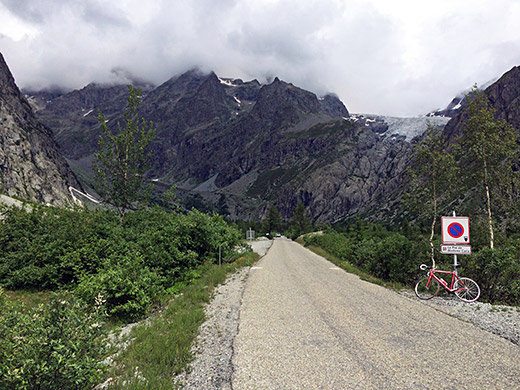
top-left (231, 238), bottom-right (520, 389)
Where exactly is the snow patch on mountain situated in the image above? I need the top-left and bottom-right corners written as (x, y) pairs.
top-left (351, 114), bottom-right (450, 141)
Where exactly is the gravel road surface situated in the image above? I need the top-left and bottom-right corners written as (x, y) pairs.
top-left (231, 238), bottom-right (520, 389)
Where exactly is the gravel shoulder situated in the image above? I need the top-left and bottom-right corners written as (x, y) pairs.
top-left (177, 239), bottom-right (273, 389)
top-left (397, 289), bottom-right (520, 345)
top-left (178, 239), bottom-right (519, 388)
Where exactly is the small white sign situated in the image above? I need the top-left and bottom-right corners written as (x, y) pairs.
top-left (440, 245), bottom-right (472, 255)
top-left (246, 229), bottom-right (255, 240)
top-left (441, 217), bottom-right (470, 244)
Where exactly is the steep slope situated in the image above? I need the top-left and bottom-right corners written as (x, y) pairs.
top-left (160, 75), bottom-right (350, 189)
top-left (443, 65), bottom-right (520, 142)
top-left (32, 68), bottom-right (414, 222)
top-left (0, 53), bottom-right (81, 206)
top-left (33, 82), bottom-right (154, 160)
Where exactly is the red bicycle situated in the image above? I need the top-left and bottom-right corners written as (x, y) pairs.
top-left (415, 264), bottom-right (480, 303)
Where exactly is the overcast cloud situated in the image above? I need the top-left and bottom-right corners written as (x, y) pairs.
top-left (1, 0), bottom-right (520, 116)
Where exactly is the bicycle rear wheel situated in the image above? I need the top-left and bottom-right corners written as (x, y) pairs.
top-left (415, 277), bottom-right (439, 300)
top-left (454, 277), bottom-right (480, 303)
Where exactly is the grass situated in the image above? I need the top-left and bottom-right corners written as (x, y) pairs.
top-left (3, 289), bottom-right (55, 308)
top-left (104, 251), bottom-right (259, 389)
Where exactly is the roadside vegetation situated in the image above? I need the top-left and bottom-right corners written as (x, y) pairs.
top-left (296, 88), bottom-right (520, 306)
top-left (107, 253), bottom-right (258, 390)
top-left (2, 83), bottom-right (520, 389)
top-left (0, 203), bottom-right (250, 388)
top-left (298, 220), bottom-right (520, 305)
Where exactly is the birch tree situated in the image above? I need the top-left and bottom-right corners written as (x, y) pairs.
top-left (404, 124), bottom-right (458, 261)
top-left (459, 87), bottom-right (519, 249)
top-left (94, 85), bottom-right (155, 224)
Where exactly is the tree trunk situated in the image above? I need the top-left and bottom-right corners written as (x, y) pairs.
top-left (430, 182), bottom-right (437, 263)
top-left (483, 160), bottom-right (494, 249)
top-left (486, 182), bottom-right (494, 249)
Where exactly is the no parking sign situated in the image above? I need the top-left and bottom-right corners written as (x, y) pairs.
top-left (442, 217), bottom-right (470, 244)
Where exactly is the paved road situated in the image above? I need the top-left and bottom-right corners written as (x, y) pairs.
top-left (232, 238), bottom-right (520, 389)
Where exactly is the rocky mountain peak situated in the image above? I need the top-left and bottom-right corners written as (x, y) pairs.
top-left (248, 78), bottom-right (327, 127)
top-left (443, 65), bottom-right (520, 142)
top-left (27, 65), bottom-right (415, 222)
top-left (0, 54), bottom-right (37, 128)
top-left (320, 93), bottom-right (349, 118)
top-left (485, 65), bottom-right (520, 129)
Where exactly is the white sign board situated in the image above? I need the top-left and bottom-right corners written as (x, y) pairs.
top-left (441, 217), bottom-right (470, 244)
top-left (440, 245), bottom-right (472, 255)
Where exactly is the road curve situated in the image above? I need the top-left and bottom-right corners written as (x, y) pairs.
top-left (231, 238), bottom-right (520, 389)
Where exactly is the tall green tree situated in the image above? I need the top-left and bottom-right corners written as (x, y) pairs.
top-left (404, 123), bottom-right (458, 261)
top-left (289, 202), bottom-right (312, 237)
top-left (263, 205), bottom-right (282, 235)
top-left (458, 87), bottom-right (520, 249)
top-left (94, 85), bottom-right (156, 224)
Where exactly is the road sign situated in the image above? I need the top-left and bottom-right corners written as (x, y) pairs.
top-left (442, 217), bottom-right (470, 244)
top-left (440, 245), bottom-right (472, 255)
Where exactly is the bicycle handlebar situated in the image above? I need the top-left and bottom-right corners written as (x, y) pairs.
top-left (419, 264), bottom-right (433, 271)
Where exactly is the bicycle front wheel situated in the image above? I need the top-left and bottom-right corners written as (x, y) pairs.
top-left (415, 277), bottom-right (439, 300)
top-left (454, 277), bottom-right (480, 303)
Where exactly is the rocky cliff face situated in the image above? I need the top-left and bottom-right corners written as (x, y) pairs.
top-left (30, 63), bottom-right (520, 222)
top-left (443, 66), bottom-right (520, 142)
top-left (31, 68), bottom-right (416, 222)
top-left (0, 53), bottom-right (81, 206)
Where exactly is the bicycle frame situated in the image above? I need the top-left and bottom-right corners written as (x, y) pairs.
top-left (426, 269), bottom-right (467, 293)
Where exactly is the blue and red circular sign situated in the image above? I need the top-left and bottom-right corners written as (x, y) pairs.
top-left (447, 222), bottom-right (464, 238)
top-left (442, 217), bottom-right (470, 244)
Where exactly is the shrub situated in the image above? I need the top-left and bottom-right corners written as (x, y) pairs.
top-left (305, 229), bottom-right (430, 286)
top-left (0, 205), bottom-right (120, 289)
top-left (305, 231), bottom-right (353, 261)
top-left (76, 251), bottom-right (163, 322)
top-left (123, 208), bottom-right (242, 283)
top-left (463, 246), bottom-right (520, 304)
top-left (0, 204), bottom-right (244, 320)
top-left (0, 289), bottom-right (106, 389)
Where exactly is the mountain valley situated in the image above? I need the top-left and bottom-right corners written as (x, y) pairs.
top-left (4, 50), bottom-right (520, 223)
top-left (23, 68), bottom-right (450, 222)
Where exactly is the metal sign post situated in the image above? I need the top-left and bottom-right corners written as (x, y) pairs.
top-left (453, 211), bottom-right (458, 274)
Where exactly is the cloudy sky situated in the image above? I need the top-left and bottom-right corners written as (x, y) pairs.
top-left (1, 0), bottom-right (520, 116)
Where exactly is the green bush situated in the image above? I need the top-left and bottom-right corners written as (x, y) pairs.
top-left (0, 289), bottom-right (106, 389)
top-left (76, 251), bottom-right (163, 322)
top-left (463, 246), bottom-right (520, 304)
top-left (305, 229), bottom-right (429, 286)
top-left (305, 231), bottom-right (353, 261)
top-left (0, 205), bottom-right (120, 289)
top-left (0, 204), bottom-right (243, 320)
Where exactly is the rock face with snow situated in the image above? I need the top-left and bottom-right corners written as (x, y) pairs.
top-left (443, 65), bottom-right (520, 142)
top-left (428, 94), bottom-right (468, 118)
top-left (0, 52), bottom-right (81, 206)
top-left (30, 68), bottom-right (425, 222)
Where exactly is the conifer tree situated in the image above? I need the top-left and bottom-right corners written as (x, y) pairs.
top-left (263, 205), bottom-right (282, 235)
top-left (289, 202), bottom-right (312, 237)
